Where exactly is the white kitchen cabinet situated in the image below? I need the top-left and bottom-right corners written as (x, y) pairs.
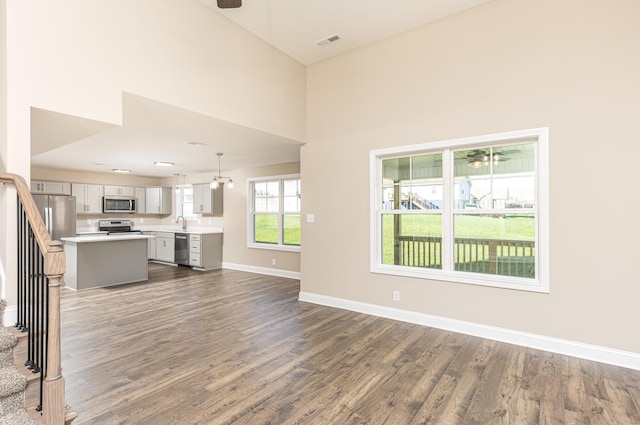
top-left (145, 187), bottom-right (172, 214)
top-left (72, 183), bottom-right (104, 214)
top-left (192, 183), bottom-right (223, 215)
top-left (155, 232), bottom-right (175, 263)
top-left (31, 180), bottom-right (71, 195)
top-left (189, 233), bottom-right (222, 270)
top-left (142, 231), bottom-right (156, 259)
top-left (104, 185), bottom-right (135, 197)
top-left (135, 187), bottom-right (146, 214)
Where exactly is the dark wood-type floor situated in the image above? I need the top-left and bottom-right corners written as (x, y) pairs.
top-left (57, 263), bottom-right (640, 424)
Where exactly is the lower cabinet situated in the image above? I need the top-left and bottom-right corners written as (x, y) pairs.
top-left (145, 231), bottom-right (222, 269)
top-left (155, 232), bottom-right (175, 263)
top-left (189, 233), bottom-right (222, 270)
top-left (142, 231), bottom-right (156, 259)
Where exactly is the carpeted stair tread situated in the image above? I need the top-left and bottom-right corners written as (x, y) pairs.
top-left (0, 408), bottom-right (38, 425)
top-left (0, 350), bottom-right (14, 369)
top-left (0, 392), bottom-right (26, 418)
top-left (0, 367), bottom-right (27, 399)
top-left (0, 330), bottom-right (17, 354)
top-left (0, 300), bottom-right (37, 425)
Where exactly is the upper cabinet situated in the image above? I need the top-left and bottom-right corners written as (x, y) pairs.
top-left (72, 183), bottom-right (104, 214)
top-left (145, 187), bottom-right (172, 214)
top-left (135, 187), bottom-right (146, 214)
top-left (31, 180), bottom-right (71, 195)
top-left (104, 185), bottom-right (135, 197)
top-left (192, 183), bottom-right (223, 215)
top-left (32, 179), bottom-right (173, 215)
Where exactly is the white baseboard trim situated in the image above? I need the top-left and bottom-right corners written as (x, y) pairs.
top-left (3, 304), bottom-right (17, 327)
top-left (222, 262), bottom-right (301, 280)
top-left (298, 291), bottom-right (640, 371)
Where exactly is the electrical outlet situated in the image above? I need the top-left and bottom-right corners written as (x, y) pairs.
top-left (393, 290), bottom-right (400, 301)
top-left (272, 258), bottom-right (277, 266)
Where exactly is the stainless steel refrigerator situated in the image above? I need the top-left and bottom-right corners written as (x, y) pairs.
top-left (32, 194), bottom-right (77, 240)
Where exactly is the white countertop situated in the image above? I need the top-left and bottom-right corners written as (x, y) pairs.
top-left (62, 234), bottom-right (155, 243)
top-left (134, 226), bottom-right (224, 235)
top-left (75, 226), bottom-right (223, 237)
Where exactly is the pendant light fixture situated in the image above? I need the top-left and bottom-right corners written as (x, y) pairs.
top-left (174, 174), bottom-right (181, 194)
top-left (210, 152), bottom-right (234, 190)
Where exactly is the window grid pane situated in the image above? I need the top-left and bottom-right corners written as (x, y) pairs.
top-left (382, 213), bottom-right (442, 269)
top-left (453, 213), bottom-right (535, 278)
top-left (254, 214), bottom-right (279, 244)
top-left (283, 214), bottom-right (301, 246)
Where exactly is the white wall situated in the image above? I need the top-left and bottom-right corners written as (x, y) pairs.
top-left (303, 0), bottom-right (640, 355)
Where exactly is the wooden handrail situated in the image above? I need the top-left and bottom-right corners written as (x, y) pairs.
top-left (1, 172), bottom-right (70, 424)
top-left (1, 173), bottom-right (59, 262)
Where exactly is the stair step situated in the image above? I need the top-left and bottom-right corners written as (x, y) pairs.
top-left (0, 391), bottom-right (28, 418)
top-left (0, 327), bottom-right (18, 352)
top-left (26, 404), bottom-right (79, 425)
top-left (0, 366), bottom-right (27, 398)
top-left (2, 408), bottom-right (37, 425)
top-left (6, 326), bottom-right (28, 340)
top-left (14, 362), bottom-right (41, 384)
top-left (65, 405), bottom-right (79, 425)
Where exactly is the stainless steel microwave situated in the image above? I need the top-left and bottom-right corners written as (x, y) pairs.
top-left (103, 197), bottom-right (136, 214)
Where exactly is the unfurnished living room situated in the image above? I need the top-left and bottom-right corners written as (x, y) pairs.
top-left (2, 0), bottom-right (640, 424)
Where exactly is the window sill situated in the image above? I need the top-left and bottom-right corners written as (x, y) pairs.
top-left (248, 243), bottom-right (301, 253)
top-left (371, 264), bottom-right (548, 293)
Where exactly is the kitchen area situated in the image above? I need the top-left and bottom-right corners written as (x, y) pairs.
top-left (32, 179), bottom-right (224, 291)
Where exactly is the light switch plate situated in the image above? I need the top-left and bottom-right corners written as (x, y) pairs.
top-left (306, 213), bottom-right (315, 223)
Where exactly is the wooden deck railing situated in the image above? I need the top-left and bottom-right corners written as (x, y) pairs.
top-left (397, 235), bottom-right (535, 278)
top-left (1, 173), bottom-right (71, 424)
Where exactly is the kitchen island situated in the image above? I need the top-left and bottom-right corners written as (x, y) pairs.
top-left (61, 234), bottom-right (155, 290)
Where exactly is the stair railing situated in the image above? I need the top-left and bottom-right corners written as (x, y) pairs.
top-left (1, 173), bottom-right (68, 425)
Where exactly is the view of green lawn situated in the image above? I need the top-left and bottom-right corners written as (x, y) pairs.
top-left (254, 212), bottom-right (534, 277)
top-left (381, 213), bottom-right (535, 277)
top-left (255, 214), bottom-right (301, 246)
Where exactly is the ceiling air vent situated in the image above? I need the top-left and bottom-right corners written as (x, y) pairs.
top-left (316, 34), bottom-right (342, 47)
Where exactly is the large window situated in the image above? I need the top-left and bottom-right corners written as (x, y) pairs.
top-left (371, 128), bottom-right (548, 292)
top-left (248, 174), bottom-right (301, 251)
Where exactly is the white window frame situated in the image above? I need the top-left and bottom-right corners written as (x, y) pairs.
top-left (176, 184), bottom-right (197, 220)
top-left (247, 173), bottom-right (301, 252)
top-left (370, 128), bottom-right (549, 293)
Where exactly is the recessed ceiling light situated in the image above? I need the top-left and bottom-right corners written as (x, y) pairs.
top-left (184, 141), bottom-right (208, 147)
top-left (113, 169), bottom-right (132, 173)
top-left (154, 161), bottom-right (174, 167)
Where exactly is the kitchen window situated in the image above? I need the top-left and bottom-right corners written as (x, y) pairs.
top-left (176, 185), bottom-right (196, 219)
top-left (248, 174), bottom-right (301, 251)
top-left (370, 128), bottom-right (549, 292)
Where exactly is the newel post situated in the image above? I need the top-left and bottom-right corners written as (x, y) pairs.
top-left (43, 240), bottom-right (66, 425)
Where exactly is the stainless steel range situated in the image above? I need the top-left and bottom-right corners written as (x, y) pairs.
top-left (98, 219), bottom-right (141, 235)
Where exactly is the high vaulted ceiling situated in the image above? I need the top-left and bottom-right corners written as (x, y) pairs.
top-left (204, 0), bottom-right (492, 65)
top-left (31, 0), bottom-right (492, 178)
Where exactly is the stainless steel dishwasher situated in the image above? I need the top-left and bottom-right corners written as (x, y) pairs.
top-left (175, 233), bottom-right (189, 266)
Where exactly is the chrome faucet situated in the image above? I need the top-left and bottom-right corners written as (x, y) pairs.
top-left (176, 216), bottom-right (187, 230)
